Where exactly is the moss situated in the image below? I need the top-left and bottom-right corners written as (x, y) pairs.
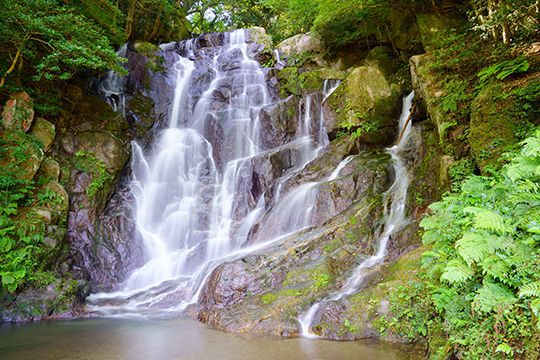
top-left (469, 82), bottom-right (518, 171)
top-left (73, 150), bottom-right (114, 201)
top-left (134, 42), bottom-right (165, 73)
top-left (260, 293), bottom-right (278, 305)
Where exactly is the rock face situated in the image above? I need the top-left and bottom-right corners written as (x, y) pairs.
top-left (52, 90), bottom-right (135, 292)
top-left (197, 149), bottom-right (390, 335)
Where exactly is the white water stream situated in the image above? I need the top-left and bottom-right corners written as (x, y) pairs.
top-left (298, 92), bottom-right (415, 338)
top-left (87, 30), bottom-right (345, 315)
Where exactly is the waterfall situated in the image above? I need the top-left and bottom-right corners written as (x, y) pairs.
top-left (298, 92), bottom-right (415, 338)
top-left (98, 44), bottom-right (128, 117)
top-left (87, 30), bottom-right (344, 315)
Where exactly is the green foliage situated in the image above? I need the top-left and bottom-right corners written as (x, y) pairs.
top-left (0, 0), bottom-right (125, 86)
top-left (468, 0), bottom-right (539, 45)
top-left (312, 0), bottom-right (389, 51)
top-left (311, 271), bottom-right (331, 288)
top-left (418, 128), bottom-right (540, 358)
top-left (260, 293), bottom-right (278, 305)
top-left (0, 132), bottom-right (52, 293)
top-left (478, 56), bottom-right (530, 83)
top-left (73, 150), bottom-right (113, 200)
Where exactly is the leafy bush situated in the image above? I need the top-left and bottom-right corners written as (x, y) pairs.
top-left (420, 129), bottom-right (540, 358)
top-left (0, 133), bottom-right (51, 292)
top-left (312, 0), bottom-right (389, 51)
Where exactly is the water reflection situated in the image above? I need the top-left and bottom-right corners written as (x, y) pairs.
top-left (0, 318), bottom-right (419, 359)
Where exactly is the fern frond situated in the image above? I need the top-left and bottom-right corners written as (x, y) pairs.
top-left (473, 280), bottom-right (517, 314)
top-left (440, 259), bottom-right (474, 284)
top-left (521, 133), bottom-right (540, 157)
top-left (456, 232), bottom-right (490, 266)
top-left (481, 255), bottom-right (510, 284)
top-left (519, 282), bottom-right (540, 298)
top-left (463, 207), bottom-right (510, 234)
top-left (506, 158), bottom-right (539, 182)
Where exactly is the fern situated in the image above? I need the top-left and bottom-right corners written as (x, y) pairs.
top-left (477, 56), bottom-right (530, 83)
top-left (474, 280), bottom-right (517, 314)
top-left (456, 232), bottom-right (490, 266)
top-left (481, 255), bottom-right (510, 284)
top-left (519, 282), bottom-right (540, 298)
top-left (463, 207), bottom-right (509, 234)
top-left (441, 259), bottom-right (474, 284)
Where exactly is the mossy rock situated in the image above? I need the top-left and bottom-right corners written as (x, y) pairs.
top-left (277, 67), bottom-right (346, 97)
top-left (134, 42), bottom-right (164, 73)
top-left (43, 181), bottom-right (69, 216)
top-left (312, 247), bottom-right (428, 343)
top-left (1, 91), bottom-right (34, 132)
top-left (277, 33), bottom-right (323, 58)
top-left (469, 82), bottom-right (518, 171)
top-left (415, 11), bottom-right (466, 52)
top-left (326, 64), bottom-right (401, 145)
top-left (0, 130), bottom-right (44, 181)
top-left (365, 46), bottom-right (401, 79)
top-left (29, 117), bottom-right (56, 152)
top-left (388, 9), bottom-right (422, 52)
top-left (248, 27), bottom-right (273, 52)
top-left (39, 158), bottom-right (61, 182)
top-left (410, 54), bottom-right (448, 141)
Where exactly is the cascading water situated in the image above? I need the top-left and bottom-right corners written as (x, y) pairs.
top-left (87, 30), bottom-right (344, 315)
top-left (98, 44), bottom-right (128, 117)
top-left (298, 91), bottom-right (416, 338)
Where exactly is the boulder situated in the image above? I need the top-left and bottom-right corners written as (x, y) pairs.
top-left (1, 91), bottom-right (34, 132)
top-left (39, 158), bottom-right (61, 182)
top-left (278, 33), bottom-right (323, 58)
top-left (410, 54), bottom-right (446, 141)
top-left (326, 64), bottom-right (401, 145)
top-left (29, 117), bottom-right (56, 152)
top-left (415, 11), bottom-right (466, 52)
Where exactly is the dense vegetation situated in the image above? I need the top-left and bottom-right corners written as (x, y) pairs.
top-left (420, 131), bottom-right (540, 358)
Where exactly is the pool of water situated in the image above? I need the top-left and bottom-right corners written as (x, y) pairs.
top-left (0, 317), bottom-right (422, 359)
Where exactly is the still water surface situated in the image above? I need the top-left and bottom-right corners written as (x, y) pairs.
top-left (0, 317), bottom-right (422, 359)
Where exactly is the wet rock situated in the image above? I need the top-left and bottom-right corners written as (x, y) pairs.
top-left (0, 279), bottom-right (81, 324)
top-left (258, 96), bottom-right (300, 149)
top-left (218, 48), bottom-right (244, 72)
top-left (1, 91), bottom-right (34, 131)
top-left (29, 117), bottom-right (56, 152)
top-left (197, 150), bottom-right (391, 335)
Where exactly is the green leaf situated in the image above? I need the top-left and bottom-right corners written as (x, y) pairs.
top-left (473, 280), bottom-right (516, 314)
top-left (519, 282), bottom-right (540, 298)
top-left (495, 343), bottom-right (513, 356)
top-left (463, 207), bottom-right (509, 234)
top-left (456, 232), bottom-right (490, 266)
top-left (440, 259), bottom-right (474, 284)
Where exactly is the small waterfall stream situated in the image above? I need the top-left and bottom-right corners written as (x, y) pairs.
top-left (98, 44), bottom-right (128, 116)
top-left (87, 30), bottom-right (344, 315)
top-left (298, 92), bottom-right (415, 338)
